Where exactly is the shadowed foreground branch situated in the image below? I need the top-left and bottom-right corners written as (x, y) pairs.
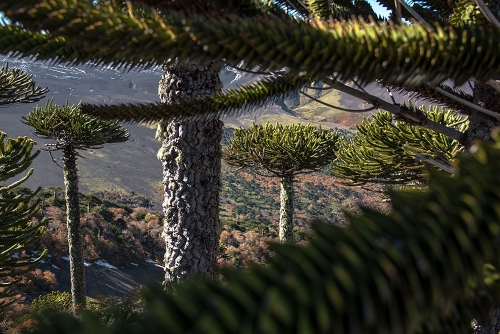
top-left (30, 132), bottom-right (500, 333)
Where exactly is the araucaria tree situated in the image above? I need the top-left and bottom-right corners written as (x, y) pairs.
top-left (22, 101), bottom-right (129, 310)
top-left (0, 63), bottom-right (47, 307)
top-left (0, 132), bottom-right (46, 308)
top-left (30, 135), bottom-right (500, 334)
top-left (224, 123), bottom-right (339, 243)
top-left (331, 105), bottom-right (468, 184)
top-left (5, 0), bottom-right (500, 327)
top-left (157, 62), bottom-right (223, 283)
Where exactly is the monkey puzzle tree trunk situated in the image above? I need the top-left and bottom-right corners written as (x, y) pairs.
top-left (158, 62), bottom-right (223, 284)
top-left (463, 83), bottom-right (500, 149)
top-left (279, 173), bottom-right (294, 243)
top-left (62, 145), bottom-right (85, 309)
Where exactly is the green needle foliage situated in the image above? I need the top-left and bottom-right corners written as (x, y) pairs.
top-left (0, 0), bottom-right (499, 125)
top-left (80, 75), bottom-right (310, 123)
top-left (224, 123), bottom-right (339, 243)
top-left (0, 63), bottom-right (48, 105)
top-left (29, 131), bottom-right (500, 334)
top-left (224, 123), bottom-right (340, 176)
top-left (22, 101), bottom-right (129, 310)
top-left (2, 1), bottom-right (499, 87)
top-left (22, 101), bottom-right (131, 150)
top-left (0, 132), bottom-right (45, 308)
top-left (331, 105), bottom-right (468, 184)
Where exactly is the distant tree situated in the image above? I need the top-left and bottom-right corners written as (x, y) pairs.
top-left (224, 123), bottom-right (339, 243)
top-left (22, 101), bottom-right (129, 310)
top-left (0, 132), bottom-right (46, 308)
top-left (331, 105), bottom-right (468, 185)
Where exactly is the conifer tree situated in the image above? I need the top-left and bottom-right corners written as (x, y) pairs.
top-left (0, 63), bottom-right (47, 307)
top-left (0, 132), bottom-right (45, 308)
top-left (331, 105), bottom-right (468, 184)
top-left (27, 133), bottom-right (500, 334)
top-left (224, 123), bottom-right (339, 243)
top-left (3, 0), bottom-right (500, 324)
top-left (22, 101), bottom-right (129, 310)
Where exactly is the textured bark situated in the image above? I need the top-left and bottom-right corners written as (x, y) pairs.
top-left (62, 145), bottom-right (85, 310)
top-left (463, 83), bottom-right (500, 149)
top-left (463, 0), bottom-right (500, 148)
top-left (472, 308), bottom-right (500, 334)
top-left (158, 62), bottom-right (223, 284)
top-left (279, 174), bottom-right (294, 243)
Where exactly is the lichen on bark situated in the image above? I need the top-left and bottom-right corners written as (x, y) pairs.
top-left (157, 62), bottom-right (223, 284)
top-left (279, 174), bottom-right (295, 243)
top-left (62, 145), bottom-right (85, 309)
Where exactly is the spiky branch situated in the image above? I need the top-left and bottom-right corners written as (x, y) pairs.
top-left (0, 132), bottom-right (45, 308)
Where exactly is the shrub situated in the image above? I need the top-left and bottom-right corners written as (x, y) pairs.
top-left (91, 205), bottom-right (114, 222)
top-left (30, 291), bottom-right (73, 316)
top-left (134, 211), bottom-right (147, 221)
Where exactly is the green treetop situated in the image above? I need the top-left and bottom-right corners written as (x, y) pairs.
top-left (224, 123), bottom-right (339, 243)
top-left (22, 101), bottom-right (129, 311)
top-left (331, 105), bottom-right (468, 185)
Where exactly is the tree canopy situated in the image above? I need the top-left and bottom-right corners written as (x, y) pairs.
top-left (22, 100), bottom-right (130, 151)
top-left (331, 105), bottom-right (468, 184)
top-left (224, 123), bottom-right (340, 177)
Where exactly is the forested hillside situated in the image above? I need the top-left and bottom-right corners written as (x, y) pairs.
top-left (2, 0), bottom-right (500, 331)
top-left (5, 176), bottom-right (386, 299)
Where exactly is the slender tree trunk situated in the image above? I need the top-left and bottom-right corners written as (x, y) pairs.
top-left (158, 62), bottom-right (223, 284)
top-left (62, 145), bottom-right (85, 309)
top-left (279, 173), bottom-right (294, 243)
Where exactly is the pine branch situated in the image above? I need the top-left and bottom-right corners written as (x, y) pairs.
top-left (331, 106), bottom-right (466, 184)
top-left (132, 0), bottom-right (292, 20)
top-left (2, 1), bottom-right (500, 87)
top-left (433, 85), bottom-right (500, 120)
top-left (0, 132), bottom-right (45, 305)
top-left (0, 25), bottom-right (114, 67)
top-left (81, 75), bottom-right (310, 122)
top-left (323, 77), bottom-right (465, 141)
top-left (474, 0), bottom-right (500, 29)
top-left (385, 82), bottom-right (474, 113)
top-left (0, 63), bottom-right (48, 105)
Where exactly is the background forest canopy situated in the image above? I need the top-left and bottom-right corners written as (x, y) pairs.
top-left (2, 0), bottom-right (500, 333)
